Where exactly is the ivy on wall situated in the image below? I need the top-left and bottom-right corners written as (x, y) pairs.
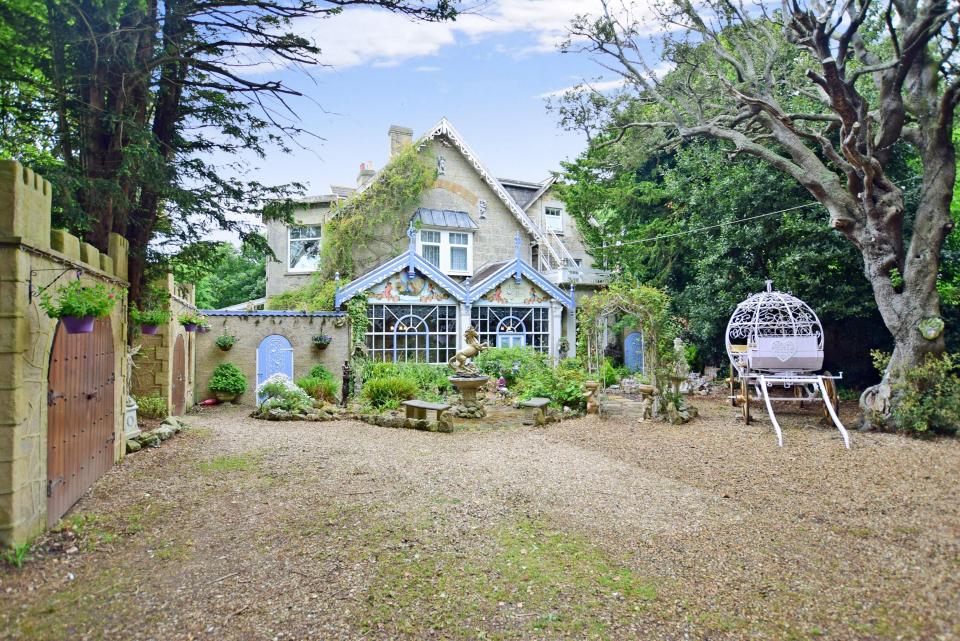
top-left (320, 144), bottom-right (437, 280)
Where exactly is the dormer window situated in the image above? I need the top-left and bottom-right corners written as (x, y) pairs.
top-left (417, 229), bottom-right (473, 275)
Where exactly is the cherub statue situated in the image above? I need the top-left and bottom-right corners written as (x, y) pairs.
top-left (448, 325), bottom-right (489, 376)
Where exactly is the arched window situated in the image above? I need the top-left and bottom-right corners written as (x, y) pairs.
top-left (366, 304), bottom-right (457, 363)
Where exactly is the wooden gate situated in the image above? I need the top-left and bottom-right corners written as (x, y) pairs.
top-left (172, 334), bottom-right (185, 416)
top-left (47, 319), bottom-right (116, 527)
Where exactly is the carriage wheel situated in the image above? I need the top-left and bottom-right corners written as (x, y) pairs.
top-left (740, 377), bottom-right (751, 424)
top-left (821, 372), bottom-right (839, 423)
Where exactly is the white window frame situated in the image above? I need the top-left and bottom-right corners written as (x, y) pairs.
top-left (544, 205), bottom-right (564, 234)
top-left (287, 224), bottom-right (323, 273)
top-left (417, 228), bottom-right (473, 276)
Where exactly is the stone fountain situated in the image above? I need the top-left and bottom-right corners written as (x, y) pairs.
top-left (447, 325), bottom-right (490, 419)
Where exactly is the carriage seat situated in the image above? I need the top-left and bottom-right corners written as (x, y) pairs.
top-left (748, 335), bottom-right (823, 371)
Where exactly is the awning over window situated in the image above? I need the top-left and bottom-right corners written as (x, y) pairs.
top-left (412, 208), bottom-right (479, 230)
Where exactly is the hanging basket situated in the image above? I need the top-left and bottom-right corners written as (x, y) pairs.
top-left (313, 334), bottom-right (332, 350)
top-left (183, 323), bottom-right (198, 333)
top-left (62, 315), bottom-right (95, 334)
top-left (141, 324), bottom-right (159, 335)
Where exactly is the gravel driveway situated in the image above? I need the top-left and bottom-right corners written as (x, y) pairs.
top-left (1, 399), bottom-right (958, 640)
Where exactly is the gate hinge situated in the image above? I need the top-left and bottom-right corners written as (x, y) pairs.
top-left (106, 432), bottom-right (116, 444)
top-left (47, 476), bottom-right (64, 497)
top-left (47, 389), bottom-right (64, 406)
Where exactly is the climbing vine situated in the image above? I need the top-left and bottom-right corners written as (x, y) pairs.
top-left (577, 280), bottom-right (676, 388)
top-left (321, 144), bottom-right (437, 279)
top-left (346, 295), bottom-right (369, 351)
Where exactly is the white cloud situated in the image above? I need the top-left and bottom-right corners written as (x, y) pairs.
top-left (537, 78), bottom-right (629, 99)
top-left (271, 0), bottom-right (659, 71)
top-left (415, 65), bottom-right (442, 72)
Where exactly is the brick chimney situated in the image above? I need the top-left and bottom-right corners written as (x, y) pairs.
top-left (388, 125), bottom-right (413, 159)
top-left (357, 162), bottom-right (375, 187)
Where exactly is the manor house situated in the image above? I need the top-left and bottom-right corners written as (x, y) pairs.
top-left (264, 118), bottom-right (609, 363)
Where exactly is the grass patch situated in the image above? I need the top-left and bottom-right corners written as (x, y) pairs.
top-left (357, 516), bottom-right (657, 639)
top-left (1, 541), bottom-right (31, 568)
top-left (196, 453), bottom-right (256, 474)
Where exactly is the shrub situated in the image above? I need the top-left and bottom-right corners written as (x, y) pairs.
top-left (134, 394), bottom-right (168, 419)
top-left (891, 353), bottom-right (960, 437)
top-left (256, 374), bottom-right (315, 412)
top-left (516, 359), bottom-right (588, 410)
top-left (474, 347), bottom-right (548, 386)
top-left (361, 361), bottom-right (450, 400)
top-left (130, 307), bottom-right (169, 326)
top-left (362, 376), bottom-right (418, 409)
top-left (215, 334), bottom-right (238, 350)
top-left (308, 364), bottom-right (335, 382)
top-left (209, 363), bottom-right (247, 395)
top-left (297, 376), bottom-right (339, 403)
top-left (40, 280), bottom-right (118, 319)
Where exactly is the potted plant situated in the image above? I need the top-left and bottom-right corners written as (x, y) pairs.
top-left (216, 333), bottom-right (238, 351)
top-left (40, 280), bottom-right (118, 334)
top-left (209, 362), bottom-right (247, 402)
top-left (197, 320), bottom-right (212, 334)
top-left (312, 334), bottom-right (332, 350)
top-left (178, 313), bottom-right (202, 332)
top-left (130, 307), bottom-right (169, 335)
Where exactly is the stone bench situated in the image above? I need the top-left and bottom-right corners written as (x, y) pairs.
top-left (520, 397), bottom-right (550, 426)
top-left (401, 400), bottom-right (450, 422)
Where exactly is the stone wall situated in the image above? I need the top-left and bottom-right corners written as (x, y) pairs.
top-left (130, 273), bottom-right (197, 415)
top-left (195, 311), bottom-right (350, 405)
top-left (0, 159), bottom-right (130, 545)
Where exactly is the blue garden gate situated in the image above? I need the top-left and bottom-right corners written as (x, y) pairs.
top-left (256, 334), bottom-right (293, 402)
top-left (624, 331), bottom-right (644, 373)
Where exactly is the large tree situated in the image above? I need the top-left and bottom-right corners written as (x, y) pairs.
top-left (563, 0), bottom-right (958, 425)
top-left (0, 0), bottom-right (458, 302)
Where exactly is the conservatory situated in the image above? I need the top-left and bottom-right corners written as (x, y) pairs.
top-left (335, 235), bottom-right (576, 364)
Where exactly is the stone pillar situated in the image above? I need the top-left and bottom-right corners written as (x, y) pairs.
top-left (458, 303), bottom-right (471, 352)
top-left (549, 301), bottom-right (563, 364)
top-left (565, 307), bottom-right (577, 361)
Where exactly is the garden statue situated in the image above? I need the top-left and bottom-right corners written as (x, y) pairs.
top-left (584, 380), bottom-right (600, 414)
top-left (124, 345), bottom-right (142, 439)
top-left (671, 337), bottom-right (690, 395)
top-left (448, 325), bottom-right (488, 377)
top-left (448, 325), bottom-right (490, 418)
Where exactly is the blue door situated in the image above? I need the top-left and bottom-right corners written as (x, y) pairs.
top-left (624, 332), bottom-right (644, 373)
top-left (256, 334), bottom-right (293, 402)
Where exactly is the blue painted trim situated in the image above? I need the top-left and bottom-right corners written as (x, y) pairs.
top-left (334, 250), bottom-right (467, 308)
top-left (201, 310), bottom-right (346, 317)
top-left (469, 258), bottom-right (575, 309)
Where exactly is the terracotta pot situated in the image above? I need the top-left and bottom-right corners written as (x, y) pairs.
top-left (62, 315), bottom-right (95, 334)
top-left (141, 324), bottom-right (159, 335)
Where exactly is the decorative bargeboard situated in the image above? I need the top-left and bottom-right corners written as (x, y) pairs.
top-left (726, 281), bottom-right (849, 448)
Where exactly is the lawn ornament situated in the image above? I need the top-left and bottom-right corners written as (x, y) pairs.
top-left (448, 325), bottom-right (489, 377)
top-left (725, 281), bottom-right (849, 448)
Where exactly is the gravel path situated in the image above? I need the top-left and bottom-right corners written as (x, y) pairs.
top-left (1, 398), bottom-right (957, 640)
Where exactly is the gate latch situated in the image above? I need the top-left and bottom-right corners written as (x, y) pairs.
top-left (47, 389), bottom-right (65, 406)
top-left (47, 476), bottom-right (64, 497)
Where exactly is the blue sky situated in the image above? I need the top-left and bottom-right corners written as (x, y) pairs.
top-left (234, 1), bottom-right (638, 196)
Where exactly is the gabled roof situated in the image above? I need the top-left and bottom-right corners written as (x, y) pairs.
top-left (413, 208), bottom-right (478, 230)
top-left (516, 177), bottom-right (557, 212)
top-left (470, 258), bottom-right (575, 310)
top-left (334, 249), bottom-right (467, 308)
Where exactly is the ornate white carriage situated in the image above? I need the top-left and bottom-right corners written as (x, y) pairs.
top-left (726, 281), bottom-right (849, 448)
